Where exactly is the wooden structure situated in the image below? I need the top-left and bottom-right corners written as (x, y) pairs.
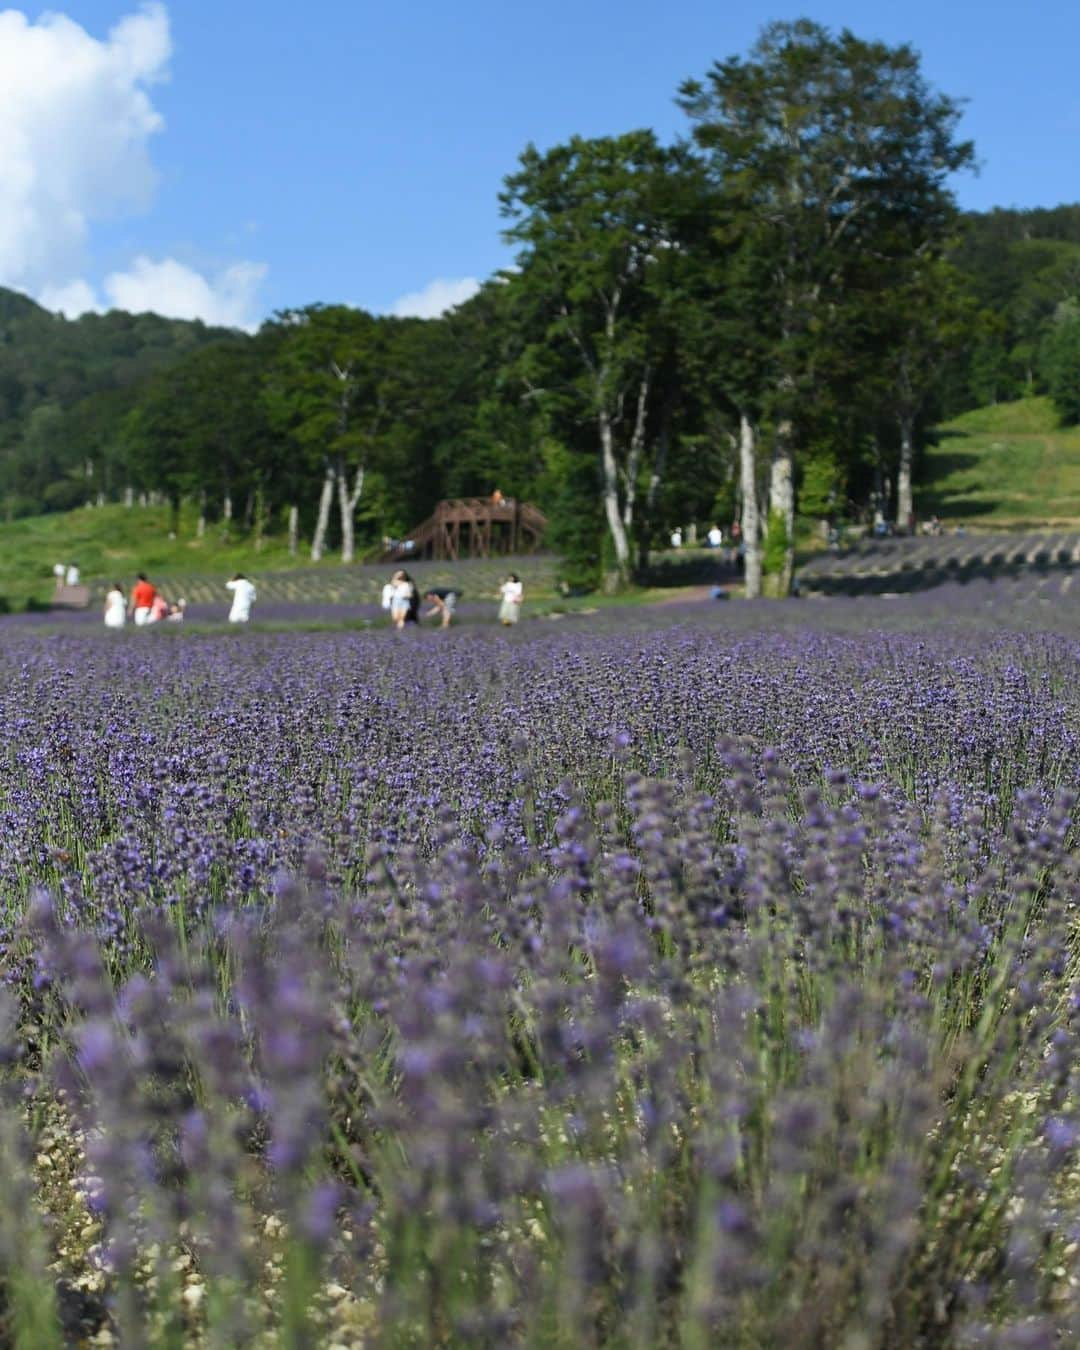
top-left (382, 498), bottom-right (548, 562)
top-left (51, 584), bottom-right (91, 611)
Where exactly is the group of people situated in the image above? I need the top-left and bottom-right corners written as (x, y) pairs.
top-left (52, 562), bottom-right (81, 589)
top-left (380, 570), bottom-right (524, 629)
top-left (103, 574), bottom-right (185, 629)
top-left (102, 573), bottom-right (257, 629)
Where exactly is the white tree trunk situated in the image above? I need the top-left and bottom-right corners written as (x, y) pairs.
top-left (769, 425), bottom-right (795, 596)
top-left (124, 486), bottom-right (134, 508)
top-left (739, 414), bottom-right (762, 600)
top-left (897, 417), bottom-right (914, 531)
top-left (337, 461), bottom-right (365, 564)
top-left (254, 484), bottom-right (267, 552)
top-left (288, 504), bottom-right (299, 556)
top-left (310, 466), bottom-right (335, 562)
top-left (621, 368), bottom-right (650, 532)
top-left (599, 412), bottom-right (632, 584)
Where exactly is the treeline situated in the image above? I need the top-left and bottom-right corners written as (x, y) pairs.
top-left (5, 21), bottom-right (1080, 592)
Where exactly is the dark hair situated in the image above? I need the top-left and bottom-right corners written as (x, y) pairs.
top-left (232, 573), bottom-right (246, 581)
top-left (508, 572), bottom-right (520, 582)
top-left (137, 572), bottom-right (147, 581)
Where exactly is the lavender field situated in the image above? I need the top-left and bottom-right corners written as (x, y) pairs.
top-left (3, 593), bottom-right (1080, 1345)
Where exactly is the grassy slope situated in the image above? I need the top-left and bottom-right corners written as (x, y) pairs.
top-left (0, 501), bottom-right (561, 609)
top-left (918, 397), bottom-right (1080, 525)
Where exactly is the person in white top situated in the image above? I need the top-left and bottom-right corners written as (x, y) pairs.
top-left (65, 563), bottom-right (80, 586)
top-left (707, 525), bottom-right (723, 549)
top-left (389, 571), bottom-right (418, 629)
top-left (226, 574), bottom-right (256, 623)
top-left (103, 584), bottom-right (126, 630)
top-left (498, 573), bottom-right (523, 625)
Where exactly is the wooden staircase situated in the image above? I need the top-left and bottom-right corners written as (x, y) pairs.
top-left (381, 498), bottom-right (548, 563)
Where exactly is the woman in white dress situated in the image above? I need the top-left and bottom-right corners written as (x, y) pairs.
top-left (103, 584), bottom-right (126, 630)
top-left (225, 574), bottom-right (257, 623)
top-left (498, 573), bottom-right (523, 625)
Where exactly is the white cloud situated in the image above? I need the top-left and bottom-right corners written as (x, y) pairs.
top-left (0, 5), bottom-right (267, 330)
top-left (390, 276), bottom-right (481, 319)
top-left (41, 257), bottom-right (268, 330)
top-left (103, 256), bottom-right (268, 329)
top-left (38, 278), bottom-right (101, 319)
top-left (0, 3), bottom-right (170, 290)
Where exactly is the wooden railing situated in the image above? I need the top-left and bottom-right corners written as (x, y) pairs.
top-left (382, 499), bottom-right (548, 562)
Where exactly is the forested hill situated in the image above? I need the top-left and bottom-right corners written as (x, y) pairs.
top-left (949, 205), bottom-right (1080, 410)
top-left (0, 289), bottom-right (235, 515)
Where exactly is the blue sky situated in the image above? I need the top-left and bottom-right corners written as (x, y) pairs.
top-left (3, 0), bottom-right (1078, 327)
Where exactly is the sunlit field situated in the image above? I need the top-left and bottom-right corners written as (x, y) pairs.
top-left (2, 591), bottom-right (1080, 1344)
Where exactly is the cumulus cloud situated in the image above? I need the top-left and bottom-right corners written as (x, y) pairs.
top-left (38, 278), bottom-right (101, 319)
top-left (0, 3), bottom-right (170, 290)
top-left (390, 277), bottom-right (481, 319)
top-left (41, 257), bottom-right (267, 331)
top-left (103, 256), bottom-right (268, 329)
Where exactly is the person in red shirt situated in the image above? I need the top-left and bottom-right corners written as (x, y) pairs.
top-left (130, 573), bottom-right (157, 626)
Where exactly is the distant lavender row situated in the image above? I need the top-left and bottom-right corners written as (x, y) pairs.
top-left (0, 604), bottom-right (1078, 1342)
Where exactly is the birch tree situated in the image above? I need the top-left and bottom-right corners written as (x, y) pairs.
top-left (680, 20), bottom-right (973, 592)
top-left (500, 132), bottom-right (697, 587)
top-left (266, 306), bottom-right (390, 562)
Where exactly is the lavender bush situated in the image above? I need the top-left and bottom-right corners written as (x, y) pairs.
top-left (1, 602), bottom-right (1080, 1344)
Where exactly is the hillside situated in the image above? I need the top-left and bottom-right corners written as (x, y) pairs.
top-left (0, 501), bottom-right (559, 610)
top-left (917, 398), bottom-right (1080, 526)
top-left (0, 286), bottom-right (238, 517)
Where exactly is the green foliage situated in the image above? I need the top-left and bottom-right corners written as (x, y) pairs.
top-left (537, 439), bottom-right (605, 593)
top-left (762, 509), bottom-right (789, 575)
top-left (1043, 301), bottom-right (1080, 425)
top-left (799, 450), bottom-right (844, 520)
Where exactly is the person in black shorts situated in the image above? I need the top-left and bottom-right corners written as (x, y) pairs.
top-left (423, 587), bottom-right (460, 628)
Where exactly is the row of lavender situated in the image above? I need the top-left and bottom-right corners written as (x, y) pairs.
top-left (1, 609), bottom-right (1079, 1343)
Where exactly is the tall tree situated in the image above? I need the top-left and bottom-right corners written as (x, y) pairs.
top-left (500, 131), bottom-right (701, 587)
top-left (265, 306), bottom-right (393, 562)
top-left (680, 20), bottom-right (974, 591)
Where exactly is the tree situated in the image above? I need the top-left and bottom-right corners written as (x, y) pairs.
top-left (265, 306), bottom-right (394, 562)
top-left (1044, 300), bottom-right (1080, 425)
top-left (500, 131), bottom-right (701, 587)
top-left (680, 19), bottom-right (974, 592)
top-left (867, 260), bottom-right (973, 527)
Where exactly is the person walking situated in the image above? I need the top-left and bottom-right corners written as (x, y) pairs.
top-left (389, 571), bottom-right (418, 629)
top-left (130, 573), bottom-right (157, 626)
top-left (225, 573), bottom-right (257, 623)
top-left (103, 583), bottom-right (126, 630)
top-left (498, 573), bottom-right (523, 626)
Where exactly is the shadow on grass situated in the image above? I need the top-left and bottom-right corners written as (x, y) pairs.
top-left (799, 557), bottom-right (1076, 598)
top-left (636, 554), bottom-right (740, 588)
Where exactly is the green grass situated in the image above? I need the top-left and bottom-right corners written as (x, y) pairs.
top-left (919, 396), bottom-right (1080, 525)
top-left (0, 502), bottom-right (560, 609)
top-left (0, 502), bottom-right (308, 607)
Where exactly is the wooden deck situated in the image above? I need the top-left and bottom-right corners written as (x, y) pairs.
top-left (383, 499), bottom-right (547, 562)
